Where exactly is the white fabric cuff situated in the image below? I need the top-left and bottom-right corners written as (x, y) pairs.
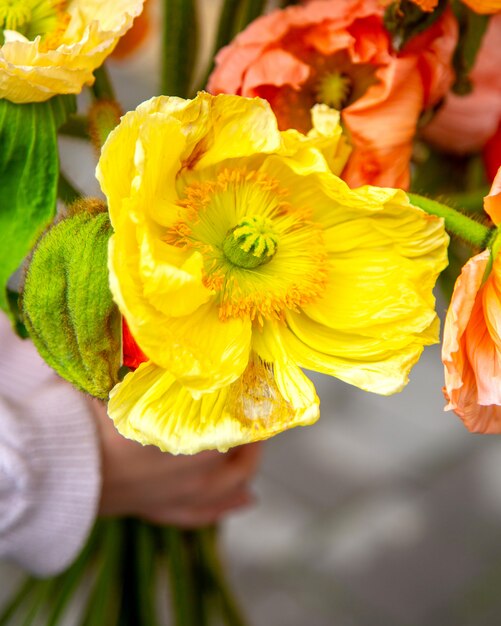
top-left (0, 382), bottom-right (101, 577)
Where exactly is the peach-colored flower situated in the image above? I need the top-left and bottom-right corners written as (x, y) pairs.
top-left (112, 0), bottom-right (151, 59)
top-left (422, 15), bottom-right (501, 154)
top-left (461, 0), bottom-right (501, 13)
top-left (208, 0), bottom-right (457, 189)
top-left (409, 0), bottom-right (440, 10)
top-left (442, 168), bottom-right (501, 432)
top-left (484, 118), bottom-right (501, 182)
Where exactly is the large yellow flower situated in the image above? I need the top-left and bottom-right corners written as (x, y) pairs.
top-left (97, 93), bottom-right (448, 454)
top-left (0, 0), bottom-right (144, 103)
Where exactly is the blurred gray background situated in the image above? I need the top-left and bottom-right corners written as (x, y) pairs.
top-left (3, 1), bottom-right (501, 624)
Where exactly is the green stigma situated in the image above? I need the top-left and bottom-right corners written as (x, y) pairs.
top-left (315, 71), bottom-right (353, 110)
top-left (0, 0), bottom-right (65, 42)
top-left (223, 216), bottom-right (278, 269)
top-left (0, 1), bottom-right (32, 32)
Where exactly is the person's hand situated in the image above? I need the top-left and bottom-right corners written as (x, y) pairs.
top-left (90, 399), bottom-right (261, 527)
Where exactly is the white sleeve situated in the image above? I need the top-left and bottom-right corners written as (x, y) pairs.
top-left (0, 314), bottom-right (102, 577)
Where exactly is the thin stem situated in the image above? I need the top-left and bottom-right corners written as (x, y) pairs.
top-left (58, 171), bottom-right (83, 205)
top-left (0, 579), bottom-right (37, 625)
top-left (118, 519), bottom-right (141, 626)
top-left (163, 527), bottom-right (198, 626)
top-left (135, 522), bottom-right (159, 626)
top-left (20, 579), bottom-right (55, 626)
top-left (59, 115), bottom-right (90, 140)
top-left (46, 522), bottom-right (103, 626)
top-left (196, 0), bottom-right (244, 92)
top-left (80, 519), bottom-right (123, 626)
top-left (162, 0), bottom-right (198, 97)
top-left (198, 527), bottom-right (248, 626)
top-left (92, 65), bottom-right (117, 101)
top-left (408, 193), bottom-right (492, 249)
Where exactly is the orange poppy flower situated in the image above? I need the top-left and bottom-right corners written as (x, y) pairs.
top-left (442, 168), bottom-right (501, 432)
top-left (207, 0), bottom-right (457, 189)
top-left (461, 0), bottom-right (501, 13)
top-left (422, 15), bottom-right (501, 154)
top-left (111, 0), bottom-right (151, 60)
top-left (409, 0), bottom-right (439, 10)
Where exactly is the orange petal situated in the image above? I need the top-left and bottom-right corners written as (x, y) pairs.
top-left (484, 166), bottom-right (501, 225)
top-left (423, 15), bottom-right (501, 154)
top-left (410, 0), bottom-right (439, 10)
top-left (442, 250), bottom-right (501, 432)
top-left (111, 0), bottom-right (151, 60)
top-left (342, 58), bottom-right (423, 188)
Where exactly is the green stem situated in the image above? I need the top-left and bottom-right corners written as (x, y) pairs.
top-left (198, 527), bottom-right (248, 626)
top-left (408, 193), bottom-right (492, 249)
top-left (20, 579), bottom-right (55, 626)
top-left (197, 0), bottom-right (245, 92)
top-left (58, 171), bottom-right (83, 205)
top-left (0, 579), bottom-right (37, 625)
top-left (236, 0), bottom-right (268, 34)
top-left (92, 65), bottom-right (117, 101)
top-left (80, 520), bottom-right (123, 626)
top-left (118, 519), bottom-right (141, 626)
top-left (59, 115), bottom-right (90, 140)
top-left (46, 522), bottom-right (102, 626)
top-left (135, 522), bottom-right (159, 626)
top-left (162, 0), bottom-right (198, 97)
top-left (164, 527), bottom-right (198, 626)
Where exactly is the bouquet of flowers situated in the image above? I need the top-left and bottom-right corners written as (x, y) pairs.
top-left (1, 0), bottom-right (500, 624)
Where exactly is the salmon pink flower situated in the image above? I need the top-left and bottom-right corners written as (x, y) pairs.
top-left (442, 168), bottom-right (501, 432)
top-left (461, 0), bottom-right (501, 13)
top-left (422, 15), bottom-right (501, 154)
top-left (207, 0), bottom-right (457, 189)
top-left (111, 0), bottom-right (151, 60)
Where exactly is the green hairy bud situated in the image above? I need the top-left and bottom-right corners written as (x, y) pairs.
top-left (22, 207), bottom-right (120, 399)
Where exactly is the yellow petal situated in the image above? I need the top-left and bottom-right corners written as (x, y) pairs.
top-left (0, 0), bottom-right (145, 102)
top-left (261, 318), bottom-right (435, 395)
top-left (109, 357), bottom-right (319, 454)
top-left (108, 218), bottom-right (252, 391)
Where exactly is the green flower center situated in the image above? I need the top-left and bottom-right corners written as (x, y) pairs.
top-left (223, 216), bottom-right (278, 269)
top-left (0, 0), bottom-right (67, 44)
top-left (315, 71), bottom-right (353, 110)
top-left (0, 1), bottom-right (31, 31)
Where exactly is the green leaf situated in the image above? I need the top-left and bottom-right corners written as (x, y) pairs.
top-left (383, 0), bottom-right (447, 52)
top-left (22, 210), bottom-right (121, 399)
top-left (0, 95), bottom-right (76, 320)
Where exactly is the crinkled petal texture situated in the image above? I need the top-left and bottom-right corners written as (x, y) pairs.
top-left (443, 169), bottom-right (501, 432)
top-left (422, 15), bottom-right (501, 154)
top-left (442, 251), bottom-right (501, 432)
top-left (0, 0), bottom-right (145, 102)
top-left (208, 0), bottom-right (457, 189)
top-left (99, 92), bottom-right (448, 454)
top-left (109, 357), bottom-right (319, 454)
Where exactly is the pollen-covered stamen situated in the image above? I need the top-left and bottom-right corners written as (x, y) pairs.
top-left (315, 71), bottom-right (353, 110)
top-left (223, 216), bottom-right (278, 269)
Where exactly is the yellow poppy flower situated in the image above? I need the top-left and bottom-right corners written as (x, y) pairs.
top-left (0, 0), bottom-right (145, 103)
top-left (97, 93), bottom-right (448, 454)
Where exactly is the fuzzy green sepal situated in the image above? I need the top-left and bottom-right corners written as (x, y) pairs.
top-left (22, 211), bottom-right (120, 399)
